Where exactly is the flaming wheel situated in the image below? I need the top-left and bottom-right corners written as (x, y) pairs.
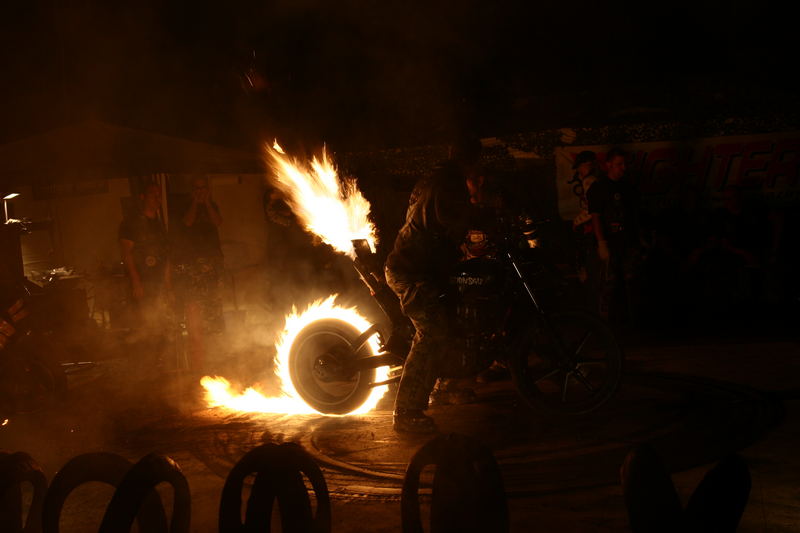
top-left (288, 318), bottom-right (376, 415)
top-left (510, 309), bottom-right (622, 415)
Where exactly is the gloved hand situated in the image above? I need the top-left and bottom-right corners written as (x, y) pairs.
top-left (597, 240), bottom-right (610, 261)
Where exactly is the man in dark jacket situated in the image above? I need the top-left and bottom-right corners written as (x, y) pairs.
top-left (385, 138), bottom-right (484, 433)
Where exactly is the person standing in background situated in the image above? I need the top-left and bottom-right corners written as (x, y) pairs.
top-left (119, 181), bottom-right (170, 372)
top-left (569, 150), bottom-right (599, 285)
top-left (173, 176), bottom-right (224, 374)
top-left (587, 147), bottom-right (642, 327)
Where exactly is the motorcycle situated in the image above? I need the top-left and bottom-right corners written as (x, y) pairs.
top-left (0, 220), bottom-right (72, 418)
top-left (0, 291), bottom-right (69, 418)
top-left (286, 215), bottom-right (623, 416)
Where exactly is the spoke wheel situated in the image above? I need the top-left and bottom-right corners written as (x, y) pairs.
top-left (510, 309), bottom-right (622, 415)
top-left (289, 319), bottom-right (376, 415)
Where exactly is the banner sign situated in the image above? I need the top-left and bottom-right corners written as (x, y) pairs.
top-left (32, 179), bottom-right (109, 201)
top-left (554, 132), bottom-right (800, 219)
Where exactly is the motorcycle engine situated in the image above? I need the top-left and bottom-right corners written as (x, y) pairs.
top-left (444, 257), bottom-right (506, 377)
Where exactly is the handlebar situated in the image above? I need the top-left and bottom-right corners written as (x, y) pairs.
top-left (489, 213), bottom-right (552, 253)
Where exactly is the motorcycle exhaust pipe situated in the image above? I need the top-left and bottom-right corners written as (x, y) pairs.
top-left (351, 239), bottom-right (383, 289)
top-left (350, 239), bottom-right (405, 323)
top-left (350, 239), bottom-right (412, 356)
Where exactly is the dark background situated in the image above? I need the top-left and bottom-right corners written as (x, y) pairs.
top-left (2, 0), bottom-right (798, 152)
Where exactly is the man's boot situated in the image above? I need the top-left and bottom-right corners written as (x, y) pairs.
top-left (393, 408), bottom-right (437, 433)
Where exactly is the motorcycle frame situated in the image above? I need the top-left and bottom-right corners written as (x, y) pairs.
top-left (347, 238), bottom-right (568, 389)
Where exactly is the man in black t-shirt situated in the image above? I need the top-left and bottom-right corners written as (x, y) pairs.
top-left (119, 182), bottom-right (170, 370)
top-left (587, 147), bottom-right (641, 325)
top-left (119, 182), bottom-right (169, 303)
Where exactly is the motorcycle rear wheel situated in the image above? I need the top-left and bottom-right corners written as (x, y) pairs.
top-left (288, 318), bottom-right (376, 415)
top-left (510, 309), bottom-right (622, 415)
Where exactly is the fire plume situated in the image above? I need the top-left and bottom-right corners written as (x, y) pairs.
top-left (265, 142), bottom-right (376, 258)
top-left (201, 143), bottom-right (387, 416)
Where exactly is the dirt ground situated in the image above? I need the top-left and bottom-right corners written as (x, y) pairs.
top-left (2, 331), bottom-right (799, 532)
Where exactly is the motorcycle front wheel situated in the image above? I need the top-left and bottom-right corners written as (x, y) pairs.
top-left (510, 309), bottom-right (622, 415)
top-left (288, 318), bottom-right (377, 415)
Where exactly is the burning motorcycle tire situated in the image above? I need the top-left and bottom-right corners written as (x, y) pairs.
top-left (510, 309), bottom-right (622, 415)
top-left (288, 318), bottom-right (376, 415)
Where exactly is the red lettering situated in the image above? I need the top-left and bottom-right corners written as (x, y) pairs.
top-left (711, 143), bottom-right (744, 190)
top-left (626, 150), bottom-right (646, 187)
top-left (766, 140), bottom-right (800, 188)
top-left (677, 146), bottom-right (713, 188)
top-left (736, 141), bottom-right (773, 187)
top-left (629, 150), bottom-right (646, 172)
top-left (642, 147), bottom-right (677, 194)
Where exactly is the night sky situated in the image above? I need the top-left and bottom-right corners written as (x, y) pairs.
top-left (1, 0), bottom-right (797, 151)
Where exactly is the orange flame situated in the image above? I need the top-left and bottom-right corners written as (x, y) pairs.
top-left (264, 142), bottom-right (377, 258)
top-left (201, 144), bottom-right (387, 416)
top-left (201, 296), bottom-right (389, 416)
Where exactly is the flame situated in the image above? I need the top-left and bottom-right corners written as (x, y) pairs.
top-left (202, 296), bottom-right (389, 416)
top-left (201, 144), bottom-right (387, 415)
top-left (264, 142), bottom-right (377, 258)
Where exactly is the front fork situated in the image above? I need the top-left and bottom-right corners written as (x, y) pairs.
top-left (347, 238), bottom-right (411, 388)
top-left (507, 252), bottom-right (573, 368)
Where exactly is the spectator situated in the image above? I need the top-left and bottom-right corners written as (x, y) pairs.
top-left (639, 185), bottom-right (706, 331)
top-left (587, 147), bottom-right (642, 326)
top-left (172, 176), bottom-right (224, 373)
top-left (119, 182), bottom-right (170, 371)
top-left (569, 151), bottom-right (601, 300)
top-left (687, 186), bottom-right (773, 323)
top-left (569, 150), bottom-right (600, 233)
